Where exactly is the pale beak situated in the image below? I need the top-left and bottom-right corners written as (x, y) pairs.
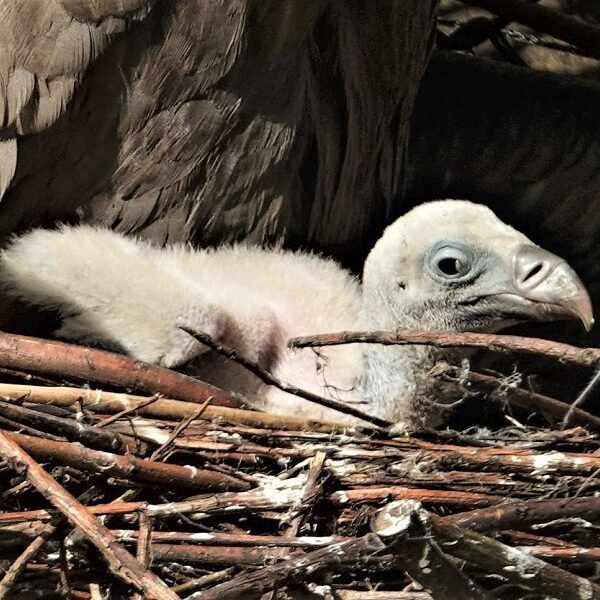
top-left (511, 245), bottom-right (594, 331)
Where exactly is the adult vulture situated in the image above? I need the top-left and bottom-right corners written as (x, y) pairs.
top-left (0, 1), bottom-right (599, 320)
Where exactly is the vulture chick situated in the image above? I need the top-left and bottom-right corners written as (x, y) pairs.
top-left (0, 201), bottom-right (593, 428)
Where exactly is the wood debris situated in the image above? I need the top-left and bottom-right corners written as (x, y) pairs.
top-left (0, 330), bottom-right (598, 599)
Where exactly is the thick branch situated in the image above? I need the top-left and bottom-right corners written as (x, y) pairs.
top-left (426, 508), bottom-right (600, 600)
top-left (2, 431), bottom-right (249, 492)
top-left (448, 496), bottom-right (600, 533)
top-left (0, 332), bottom-right (241, 407)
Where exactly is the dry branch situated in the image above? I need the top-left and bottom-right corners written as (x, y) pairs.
top-left (193, 500), bottom-right (491, 600)
top-left (448, 496), bottom-right (600, 533)
top-left (425, 507), bottom-right (600, 600)
top-left (0, 332), bottom-right (241, 407)
top-left (189, 534), bottom-right (386, 600)
top-left (331, 486), bottom-right (501, 508)
top-left (0, 475), bottom-right (308, 524)
top-left (0, 328), bottom-right (598, 595)
top-left (372, 501), bottom-right (492, 600)
top-left (112, 530), bottom-right (349, 547)
top-left (0, 525), bottom-right (55, 599)
top-left (0, 382), bottom-right (340, 431)
top-left (0, 399), bottom-right (147, 454)
top-left (0, 431), bottom-right (178, 600)
top-left (437, 366), bottom-right (600, 430)
top-left (2, 430), bottom-right (249, 492)
top-left (289, 328), bottom-right (600, 367)
top-left (183, 328), bottom-right (390, 428)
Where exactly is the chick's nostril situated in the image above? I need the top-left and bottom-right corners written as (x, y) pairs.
top-left (521, 262), bottom-right (544, 283)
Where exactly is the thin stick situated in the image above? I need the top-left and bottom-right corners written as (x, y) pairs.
top-left (132, 511), bottom-right (153, 600)
top-left (182, 327), bottom-right (390, 428)
top-left (0, 525), bottom-right (55, 599)
top-left (0, 431), bottom-right (178, 600)
top-left (286, 451), bottom-right (327, 536)
top-left (0, 399), bottom-right (148, 454)
top-left (0, 382), bottom-right (342, 431)
top-left (0, 475), bottom-right (309, 524)
top-left (89, 583), bottom-right (103, 600)
top-left (150, 400), bottom-right (212, 461)
top-left (96, 394), bottom-right (162, 428)
top-left (561, 367), bottom-right (600, 430)
top-left (289, 328), bottom-right (600, 368)
top-left (435, 366), bottom-right (600, 430)
top-left (171, 568), bottom-right (235, 595)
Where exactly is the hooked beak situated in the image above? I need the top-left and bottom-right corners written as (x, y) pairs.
top-left (497, 245), bottom-right (594, 331)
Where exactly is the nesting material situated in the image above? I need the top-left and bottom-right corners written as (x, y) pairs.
top-left (0, 329), bottom-right (598, 600)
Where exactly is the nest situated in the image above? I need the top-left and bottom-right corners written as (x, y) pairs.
top-left (0, 329), bottom-right (599, 600)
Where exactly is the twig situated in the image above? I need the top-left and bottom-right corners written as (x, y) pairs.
top-left (132, 511), bottom-right (153, 600)
top-left (171, 568), bottom-right (235, 595)
top-left (149, 543), bottom-right (293, 565)
top-left (89, 583), bottom-right (103, 600)
top-left (0, 332), bottom-right (241, 407)
top-left (2, 430), bottom-right (249, 492)
top-left (112, 530), bottom-right (350, 547)
top-left (150, 399), bottom-right (212, 460)
top-left (461, 0), bottom-right (600, 59)
top-left (0, 525), bottom-right (55, 599)
top-left (561, 367), bottom-right (600, 430)
top-left (0, 475), bottom-right (310, 524)
top-left (182, 327), bottom-right (390, 429)
top-left (289, 328), bottom-right (600, 368)
top-left (435, 366), bottom-right (600, 430)
top-left (96, 394), bottom-right (162, 428)
top-left (331, 486), bottom-right (501, 508)
top-left (58, 532), bottom-right (73, 598)
top-left (0, 430), bottom-right (178, 600)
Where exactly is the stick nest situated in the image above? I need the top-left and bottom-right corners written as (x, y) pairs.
top-left (0, 330), bottom-right (598, 600)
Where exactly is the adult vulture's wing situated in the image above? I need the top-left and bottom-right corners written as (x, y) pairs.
top-left (0, 1), bottom-right (438, 252)
top-left (0, 0), bottom-right (157, 197)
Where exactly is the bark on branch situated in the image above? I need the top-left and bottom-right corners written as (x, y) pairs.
top-left (0, 332), bottom-right (241, 407)
top-left (0, 431), bottom-right (178, 600)
top-left (289, 328), bottom-right (600, 368)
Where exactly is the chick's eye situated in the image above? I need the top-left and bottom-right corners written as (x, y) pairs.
top-left (430, 246), bottom-right (472, 280)
top-left (437, 257), bottom-right (465, 277)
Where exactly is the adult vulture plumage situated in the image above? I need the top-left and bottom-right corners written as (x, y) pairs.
top-left (0, 201), bottom-right (592, 427)
top-left (0, 1), bottom-right (599, 331)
